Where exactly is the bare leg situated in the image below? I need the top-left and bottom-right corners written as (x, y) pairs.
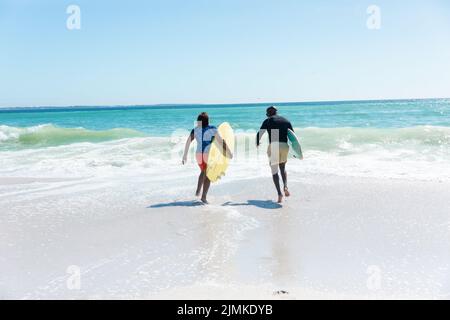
top-left (279, 162), bottom-right (290, 197)
top-left (196, 171), bottom-right (205, 197)
top-left (271, 164), bottom-right (283, 203)
top-left (201, 176), bottom-right (211, 204)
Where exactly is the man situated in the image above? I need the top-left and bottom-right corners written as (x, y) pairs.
top-left (256, 106), bottom-right (294, 203)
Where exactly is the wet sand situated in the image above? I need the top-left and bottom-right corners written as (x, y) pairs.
top-left (1, 173), bottom-right (449, 299)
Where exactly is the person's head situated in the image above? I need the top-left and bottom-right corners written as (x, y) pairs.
top-left (197, 112), bottom-right (209, 127)
top-left (266, 106), bottom-right (278, 117)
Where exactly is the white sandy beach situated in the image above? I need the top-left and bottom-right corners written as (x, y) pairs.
top-left (1, 162), bottom-right (449, 299)
top-left (2, 0), bottom-right (450, 302)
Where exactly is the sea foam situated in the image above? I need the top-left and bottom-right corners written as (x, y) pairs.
top-left (0, 124), bottom-right (449, 182)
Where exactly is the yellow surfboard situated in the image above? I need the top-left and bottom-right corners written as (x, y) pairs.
top-left (206, 122), bottom-right (234, 183)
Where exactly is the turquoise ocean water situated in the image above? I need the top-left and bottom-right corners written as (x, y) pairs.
top-left (0, 99), bottom-right (449, 149)
top-left (1, 99), bottom-right (449, 181)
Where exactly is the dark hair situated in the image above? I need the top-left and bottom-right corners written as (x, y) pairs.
top-left (197, 112), bottom-right (209, 127)
top-left (266, 106), bottom-right (277, 116)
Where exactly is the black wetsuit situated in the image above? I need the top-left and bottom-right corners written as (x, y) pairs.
top-left (257, 115), bottom-right (294, 145)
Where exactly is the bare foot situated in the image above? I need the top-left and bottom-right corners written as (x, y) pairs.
top-left (284, 187), bottom-right (290, 197)
top-left (201, 198), bottom-right (209, 204)
top-left (195, 190), bottom-right (201, 197)
top-left (277, 195), bottom-right (283, 203)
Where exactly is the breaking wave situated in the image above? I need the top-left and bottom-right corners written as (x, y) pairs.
top-left (0, 124), bottom-right (146, 148)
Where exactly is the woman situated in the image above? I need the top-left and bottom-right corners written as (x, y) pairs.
top-left (182, 112), bottom-right (233, 204)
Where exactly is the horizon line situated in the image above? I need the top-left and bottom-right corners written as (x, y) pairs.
top-left (0, 97), bottom-right (449, 111)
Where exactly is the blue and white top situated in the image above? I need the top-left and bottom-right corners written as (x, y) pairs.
top-left (191, 125), bottom-right (218, 154)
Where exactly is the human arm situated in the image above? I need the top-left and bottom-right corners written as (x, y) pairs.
top-left (214, 133), bottom-right (233, 159)
top-left (182, 131), bottom-right (195, 164)
top-left (256, 120), bottom-right (268, 147)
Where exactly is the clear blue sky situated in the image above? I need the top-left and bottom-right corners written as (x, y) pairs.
top-left (1, 0), bottom-right (449, 107)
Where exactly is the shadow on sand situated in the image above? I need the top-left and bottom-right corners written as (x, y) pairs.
top-left (222, 200), bottom-right (282, 209)
top-left (148, 200), bottom-right (205, 208)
